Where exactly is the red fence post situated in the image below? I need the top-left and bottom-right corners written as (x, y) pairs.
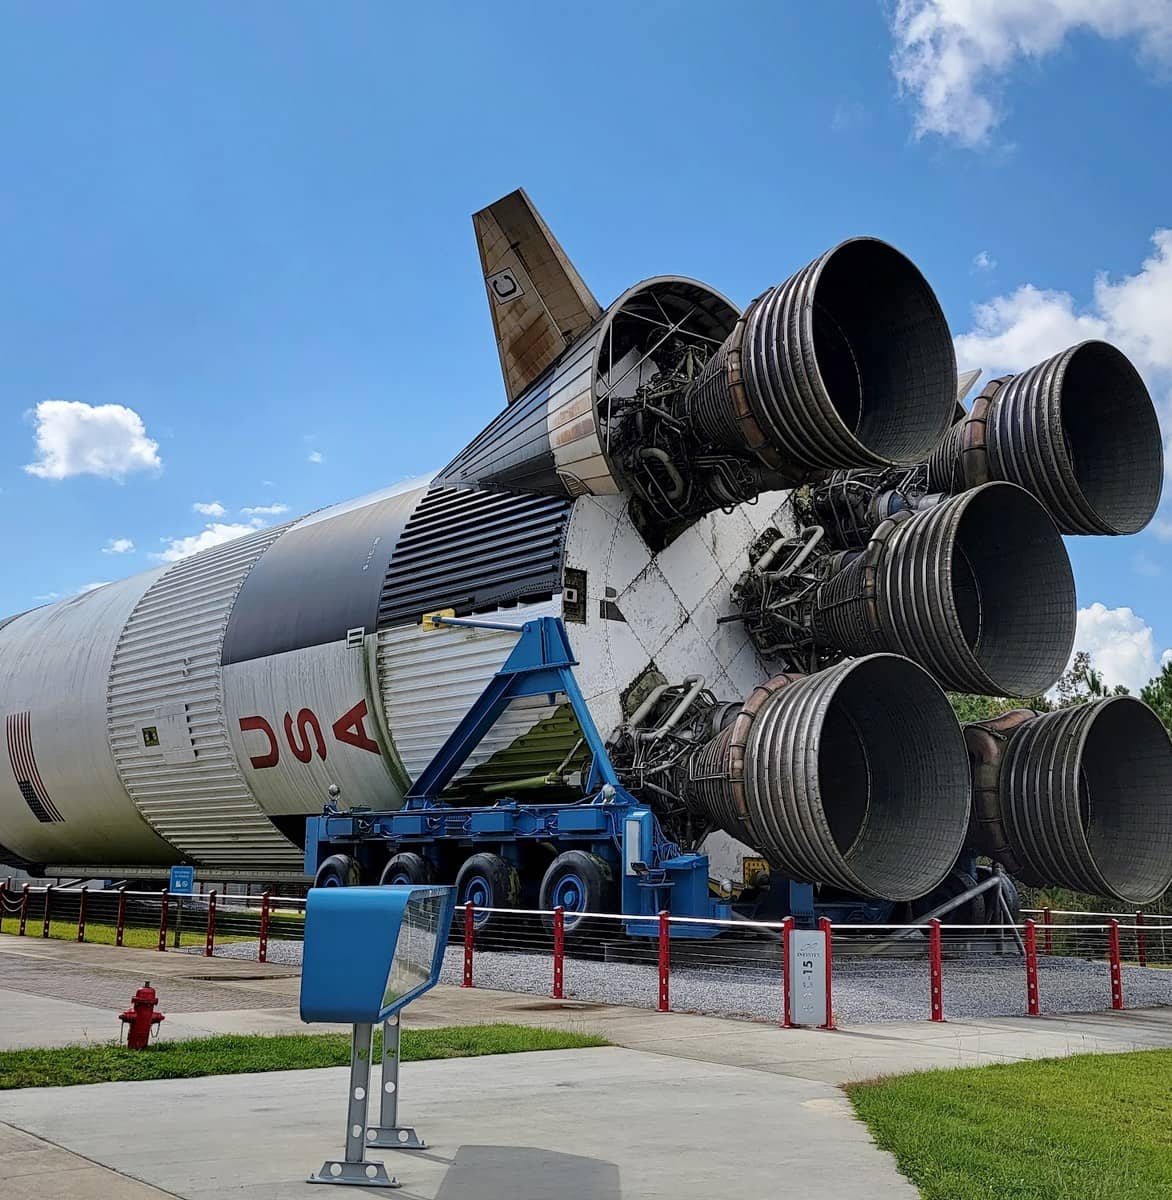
top-left (929, 918), bottom-right (944, 1022)
top-left (780, 916), bottom-right (794, 1028)
top-left (258, 889), bottom-right (272, 964)
top-left (157, 888), bottom-right (170, 952)
top-left (657, 910), bottom-right (670, 1013)
top-left (205, 891), bottom-right (217, 958)
top-left (1042, 906), bottom-right (1053, 956)
top-left (1135, 911), bottom-right (1147, 968)
top-left (41, 885), bottom-right (53, 938)
top-left (461, 901), bottom-right (475, 988)
top-left (818, 916), bottom-right (835, 1030)
top-left (19, 884), bottom-right (30, 936)
top-left (552, 906), bottom-right (565, 1000)
top-left (1024, 919), bottom-right (1040, 1016)
top-left (1109, 919), bottom-right (1124, 1010)
top-left (115, 889), bottom-right (127, 947)
top-left (77, 887), bottom-right (88, 943)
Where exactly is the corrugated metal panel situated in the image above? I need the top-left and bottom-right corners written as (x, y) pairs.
top-left (107, 525), bottom-right (304, 869)
top-left (377, 487), bottom-right (571, 627)
top-left (377, 598), bottom-right (562, 785)
top-left (0, 611), bottom-right (31, 634)
top-left (434, 371), bottom-right (563, 495)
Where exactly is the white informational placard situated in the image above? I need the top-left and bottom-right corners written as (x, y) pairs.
top-left (788, 928), bottom-right (828, 1026)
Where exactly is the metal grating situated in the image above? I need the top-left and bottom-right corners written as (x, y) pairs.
top-left (377, 486), bottom-right (570, 627)
top-left (106, 524), bottom-right (304, 869)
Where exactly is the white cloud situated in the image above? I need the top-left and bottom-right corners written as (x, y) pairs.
top-left (241, 503), bottom-right (289, 516)
top-left (102, 537), bottom-right (135, 554)
top-left (890, 1), bottom-right (1172, 146)
top-left (24, 400), bottom-right (161, 480)
top-left (972, 250), bottom-right (996, 271)
top-left (78, 581), bottom-right (110, 593)
top-left (192, 500), bottom-right (226, 517)
top-left (153, 522), bottom-right (261, 563)
top-left (307, 451), bottom-right (324, 464)
top-left (1072, 602), bottom-right (1171, 693)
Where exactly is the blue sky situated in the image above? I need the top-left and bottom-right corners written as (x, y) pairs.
top-left (1, 2), bottom-right (1169, 690)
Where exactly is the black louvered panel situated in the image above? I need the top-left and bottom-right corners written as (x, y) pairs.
top-left (6, 711), bottom-right (64, 823)
top-left (378, 487), bottom-right (571, 626)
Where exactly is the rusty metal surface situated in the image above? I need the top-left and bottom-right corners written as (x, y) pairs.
top-left (473, 188), bottom-right (602, 404)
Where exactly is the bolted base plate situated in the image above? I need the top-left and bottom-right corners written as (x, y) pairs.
top-left (307, 1160), bottom-right (400, 1188)
top-left (366, 1125), bottom-right (427, 1150)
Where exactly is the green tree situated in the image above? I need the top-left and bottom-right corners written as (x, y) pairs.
top-left (948, 692), bottom-right (1043, 724)
top-left (1140, 660), bottom-right (1172, 730)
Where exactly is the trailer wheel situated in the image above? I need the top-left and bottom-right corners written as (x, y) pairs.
top-left (455, 853), bottom-right (520, 930)
top-left (314, 853), bottom-right (361, 888)
top-left (911, 867), bottom-right (985, 934)
top-left (380, 852), bottom-right (434, 886)
top-left (539, 851), bottom-right (613, 935)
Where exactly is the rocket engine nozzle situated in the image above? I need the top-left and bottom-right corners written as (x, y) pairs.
top-left (688, 237), bottom-right (958, 479)
top-left (808, 482), bottom-right (1075, 696)
top-left (681, 654), bottom-right (971, 901)
top-left (929, 340), bottom-right (1163, 535)
top-left (967, 698), bottom-right (1172, 905)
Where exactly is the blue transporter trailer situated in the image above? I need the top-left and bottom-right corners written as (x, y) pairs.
top-left (305, 616), bottom-right (732, 938)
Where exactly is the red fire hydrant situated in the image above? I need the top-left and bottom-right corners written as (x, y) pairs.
top-left (118, 981), bottom-right (165, 1049)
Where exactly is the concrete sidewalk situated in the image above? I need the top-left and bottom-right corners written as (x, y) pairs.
top-left (5, 932), bottom-right (1172, 1082)
top-left (5, 932), bottom-right (1172, 1198)
top-left (0, 1046), bottom-right (921, 1200)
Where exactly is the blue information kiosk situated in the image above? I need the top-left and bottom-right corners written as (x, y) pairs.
top-left (300, 885), bottom-right (456, 1189)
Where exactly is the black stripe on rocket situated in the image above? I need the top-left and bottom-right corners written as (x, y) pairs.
top-left (221, 488), bottom-right (427, 666)
top-left (6, 711), bottom-right (64, 823)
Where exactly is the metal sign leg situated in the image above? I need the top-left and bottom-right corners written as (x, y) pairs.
top-left (308, 1023), bottom-right (400, 1188)
top-left (367, 1015), bottom-right (427, 1150)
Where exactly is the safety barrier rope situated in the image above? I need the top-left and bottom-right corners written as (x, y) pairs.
top-left (2, 878), bottom-right (1167, 1025)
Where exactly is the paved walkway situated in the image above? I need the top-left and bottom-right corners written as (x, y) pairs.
top-left (4, 933), bottom-right (1172, 1198)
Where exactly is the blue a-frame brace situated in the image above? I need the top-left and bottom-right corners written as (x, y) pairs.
top-left (405, 616), bottom-right (618, 803)
top-left (306, 615), bottom-right (729, 936)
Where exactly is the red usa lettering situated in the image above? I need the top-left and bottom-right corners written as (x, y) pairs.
top-left (238, 700), bottom-right (382, 769)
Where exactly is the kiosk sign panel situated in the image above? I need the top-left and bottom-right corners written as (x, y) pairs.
top-left (168, 865), bottom-right (195, 895)
top-left (788, 928), bottom-right (828, 1026)
top-left (300, 886), bottom-right (456, 1024)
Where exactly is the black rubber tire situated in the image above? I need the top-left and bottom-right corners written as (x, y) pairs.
top-left (976, 864), bottom-right (1020, 924)
top-left (911, 868), bottom-right (985, 933)
top-left (380, 852), bottom-right (434, 886)
top-left (313, 853), bottom-right (361, 888)
top-left (455, 852), bottom-right (521, 932)
top-left (538, 850), bottom-right (614, 936)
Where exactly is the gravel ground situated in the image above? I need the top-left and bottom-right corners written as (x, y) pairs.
top-left (195, 936), bottom-right (1172, 1024)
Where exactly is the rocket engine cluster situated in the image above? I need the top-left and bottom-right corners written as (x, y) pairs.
top-left (1, 188), bottom-right (1170, 910)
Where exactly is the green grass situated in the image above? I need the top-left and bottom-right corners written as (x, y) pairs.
top-left (1, 911), bottom-right (304, 950)
top-left (2, 918), bottom-right (256, 950)
top-left (0, 1025), bottom-right (608, 1090)
top-left (847, 1049), bottom-right (1172, 1200)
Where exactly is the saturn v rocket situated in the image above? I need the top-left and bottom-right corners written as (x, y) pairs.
top-left (2, 188), bottom-right (1170, 907)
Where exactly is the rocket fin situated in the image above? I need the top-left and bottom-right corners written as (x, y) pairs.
top-left (473, 189), bottom-right (602, 403)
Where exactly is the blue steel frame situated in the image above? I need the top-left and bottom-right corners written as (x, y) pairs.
top-left (305, 616), bottom-right (729, 937)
